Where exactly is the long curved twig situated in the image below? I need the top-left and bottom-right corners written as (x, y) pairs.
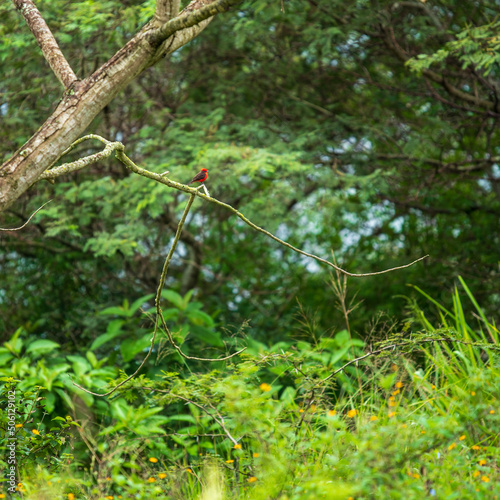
top-left (72, 190), bottom-right (244, 397)
top-left (41, 135), bottom-right (428, 277)
top-left (0, 200), bottom-right (52, 231)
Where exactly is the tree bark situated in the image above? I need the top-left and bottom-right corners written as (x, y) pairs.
top-left (0, 0), bottom-right (241, 213)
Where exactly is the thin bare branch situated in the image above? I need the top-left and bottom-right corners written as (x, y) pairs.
top-left (166, 392), bottom-right (239, 445)
top-left (39, 135), bottom-right (428, 278)
top-left (0, 200), bottom-right (51, 231)
top-left (116, 150), bottom-right (429, 277)
top-left (12, 0), bottom-right (77, 88)
top-left (71, 183), bottom-right (244, 398)
top-left (317, 336), bottom-right (486, 387)
top-left (154, 192), bottom-right (246, 362)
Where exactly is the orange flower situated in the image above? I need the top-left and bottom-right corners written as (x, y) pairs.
top-left (472, 445), bottom-right (481, 450)
top-left (158, 473), bottom-right (167, 479)
top-left (395, 382), bottom-right (403, 388)
top-left (448, 443), bottom-right (456, 451)
top-left (473, 471), bottom-right (481, 478)
top-left (347, 409), bottom-right (358, 418)
top-left (234, 444), bottom-right (242, 450)
top-left (479, 459), bottom-right (487, 466)
top-left (388, 412), bottom-right (396, 418)
top-left (370, 416), bottom-right (378, 421)
top-left (247, 476), bottom-right (257, 483)
top-left (252, 453), bottom-right (259, 458)
top-left (327, 410), bottom-right (337, 417)
top-left (149, 457), bottom-right (158, 463)
top-left (481, 476), bottom-right (490, 483)
top-left (259, 383), bottom-right (271, 392)
top-left (459, 435), bottom-right (466, 441)
top-left (32, 429), bottom-right (40, 435)
top-left (68, 495), bottom-right (75, 500)
top-left (147, 477), bottom-right (156, 483)
top-left (489, 410), bottom-right (495, 414)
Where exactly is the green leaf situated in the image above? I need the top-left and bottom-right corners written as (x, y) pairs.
top-left (161, 290), bottom-right (184, 309)
top-left (90, 319), bottom-right (124, 350)
top-left (26, 339), bottom-right (60, 357)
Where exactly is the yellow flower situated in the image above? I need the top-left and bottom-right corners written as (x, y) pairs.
top-left (247, 476), bottom-right (257, 483)
top-left (395, 381), bottom-right (403, 388)
top-left (147, 477), bottom-right (156, 483)
top-left (186, 469), bottom-right (193, 474)
top-left (481, 476), bottom-right (490, 482)
top-left (392, 390), bottom-right (400, 396)
top-left (448, 443), bottom-right (456, 451)
top-left (421, 430), bottom-right (426, 434)
top-left (106, 477), bottom-right (111, 481)
top-left (68, 494), bottom-right (75, 500)
top-left (299, 409), bottom-right (304, 413)
top-left (401, 424), bottom-right (407, 428)
top-left (226, 460), bottom-right (234, 464)
top-left (389, 401), bottom-right (396, 407)
top-left (0, 495), bottom-right (5, 499)
top-left (471, 391), bottom-right (476, 396)
top-left (105, 496), bottom-right (114, 500)
top-left (327, 409), bottom-right (337, 417)
top-left (158, 473), bottom-right (167, 479)
top-left (473, 471), bottom-right (481, 478)
top-left (15, 424), bottom-right (23, 428)
top-left (234, 444), bottom-right (242, 450)
top-left (259, 383), bottom-right (271, 392)
top-left (388, 396), bottom-right (395, 401)
top-left (347, 409), bottom-right (358, 418)
top-left (413, 473), bottom-right (420, 479)
top-left (310, 404), bottom-right (317, 412)
top-left (479, 459), bottom-right (486, 466)
top-left (459, 435), bottom-right (466, 441)
top-left (369, 416), bottom-right (378, 421)
top-left (149, 457), bottom-right (158, 463)
top-left (388, 412), bottom-right (396, 418)
top-left (431, 385), bottom-right (436, 390)
top-left (32, 429), bottom-right (40, 435)
top-left (252, 453), bottom-right (259, 458)
top-left (472, 445), bottom-right (481, 450)
top-left (489, 410), bottom-right (495, 414)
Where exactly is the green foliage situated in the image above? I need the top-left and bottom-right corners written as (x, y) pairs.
top-left (407, 20), bottom-right (500, 76)
top-left (2, 0), bottom-right (500, 498)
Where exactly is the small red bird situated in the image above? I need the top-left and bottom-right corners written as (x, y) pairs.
top-left (188, 168), bottom-right (208, 185)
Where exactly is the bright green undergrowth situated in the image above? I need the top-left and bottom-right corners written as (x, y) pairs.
top-left (1, 278), bottom-right (499, 499)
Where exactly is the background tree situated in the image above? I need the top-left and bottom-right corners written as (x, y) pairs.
top-left (1, 0), bottom-right (499, 347)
